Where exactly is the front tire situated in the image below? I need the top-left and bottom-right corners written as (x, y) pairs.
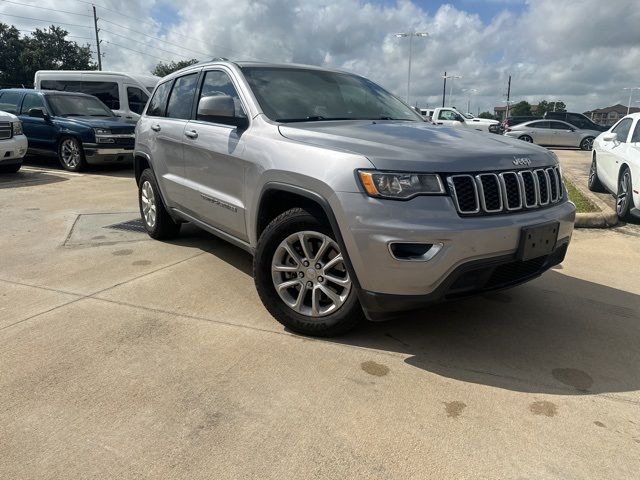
top-left (254, 207), bottom-right (363, 336)
top-left (616, 167), bottom-right (635, 221)
top-left (588, 155), bottom-right (605, 192)
top-left (138, 168), bottom-right (181, 239)
top-left (58, 136), bottom-right (86, 172)
top-left (0, 163), bottom-right (21, 173)
top-left (580, 136), bottom-right (594, 151)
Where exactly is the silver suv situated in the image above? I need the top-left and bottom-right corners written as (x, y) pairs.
top-left (134, 61), bottom-right (575, 336)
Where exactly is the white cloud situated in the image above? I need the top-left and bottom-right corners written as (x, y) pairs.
top-left (2, 0), bottom-right (639, 112)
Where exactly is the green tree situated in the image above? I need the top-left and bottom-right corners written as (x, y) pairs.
top-left (152, 59), bottom-right (199, 77)
top-left (536, 100), bottom-right (567, 117)
top-left (536, 100), bottom-right (550, 117)
top-left (478, 111), bottom-right (495, 120)
top-left (509, 101), bottom-right (532, 116)
top-left (0, 23), bottom-right (95, 88)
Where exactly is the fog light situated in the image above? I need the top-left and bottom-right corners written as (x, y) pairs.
top-left (389, 242), bottom-right (443, 261)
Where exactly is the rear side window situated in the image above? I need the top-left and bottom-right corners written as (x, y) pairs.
top-left (166, 73), bottom-right (199, 120)
top-left (20, 93), bottom-right (46, 114)
top-left (631, 121), bottom-right (640, 143)
top-left (550, 121), bottom-right (571, 130)
top-left (40, 80), bottom-right (120, 110)
top-left (146, 81), bottom-right (172, 117)
top-left (528, 121), bottom-right (549, 129)
top-left (0, 92), bottom-right (22, 114)
top-left (127, 86), bottom-right (149, 115)
top-left (612, 118), bottom-right (633, 143)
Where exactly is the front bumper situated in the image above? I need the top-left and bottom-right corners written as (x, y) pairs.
top-left (83, 143), bottom-right (134, 165)
top-left (330, 192), bottom-right (575, 319)
top-left (0, 134), bottom-right (28, 163)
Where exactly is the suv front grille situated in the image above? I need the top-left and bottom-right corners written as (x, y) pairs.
top-left (447, 167), bottom-right (563, 216)
top-left (0, 122), bottom-right (11, 140)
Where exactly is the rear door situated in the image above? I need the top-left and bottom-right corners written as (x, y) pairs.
top-left (19, 93), bottom-right (57, 151)
top-left (182, 68), bottom-right (249, 241)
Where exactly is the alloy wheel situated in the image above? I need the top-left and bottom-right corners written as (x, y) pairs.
top-left (588, 159), bottom-right (597, 187)
top-left (582, 137), bottom-right (594, 150)
top-left (616, 171), bottom-right (631, 216)
top-left (60, 138), bottom-right (81, 168)
top-left (271, 231), bottom-right (351, 317)
top-left (140, 180), bottom-right (157, 228)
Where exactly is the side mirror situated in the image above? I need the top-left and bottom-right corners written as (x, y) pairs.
top-left (602, 132), bottom-right (617, 142)
top-left (197, 95), bottom-right (248, 129)
top-left (29, 108), bottom-right (48, 119)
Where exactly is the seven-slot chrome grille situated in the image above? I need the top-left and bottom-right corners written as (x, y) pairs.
top-left (447, 166), bottom-right (563, 216)
top-left (0, 122), bottom-right (11, 140)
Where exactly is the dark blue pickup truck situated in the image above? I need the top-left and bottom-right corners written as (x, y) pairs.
top-left (0, 89), bottom-right (136, 171)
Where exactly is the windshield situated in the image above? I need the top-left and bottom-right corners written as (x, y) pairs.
top-left (462, 113), bottom-right (475, 119)
top-left (241, 67), bottom-right (422, 123)
top-left (47, 95), bottom-right (114, 117)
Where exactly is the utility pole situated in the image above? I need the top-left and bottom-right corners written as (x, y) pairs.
top-left (93, 5), bottom-right (102, 71)
top-left (505, 75), bottom-right (511, 119)
top-left (442, 71), bottom-right (447, 107)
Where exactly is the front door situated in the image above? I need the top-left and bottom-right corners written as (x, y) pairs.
top-left (548, 121), bottom-right (579, 147)
top-left (19, 93), bottom-right (58, 151)
top-left (182, 69), bottom-right (249, 241)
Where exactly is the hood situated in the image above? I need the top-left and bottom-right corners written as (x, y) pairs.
top-left (58, 116), bottom-right (136, 133)
top-left (279, 120), bottom-right (556, 172)
top-left (0, 111), bottom-right (18, 122)
top-left (466, 117), bottom-right (499, 125)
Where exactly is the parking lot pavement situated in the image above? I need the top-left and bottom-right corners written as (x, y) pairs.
top-left (554, 149), bottom-right (640, 234)
top-left (1, 160), bottom-right (639, 479)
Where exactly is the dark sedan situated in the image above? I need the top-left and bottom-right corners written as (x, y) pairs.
top-left (0, 89), bottom-right (135, 171)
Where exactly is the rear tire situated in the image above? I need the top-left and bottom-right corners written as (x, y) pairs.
top-left (588, 155), bottom-right (605, 192)
top-left (580, 136), bottom-right (594, 151)
top-left (616, 167), bottom-right (635, 221)
top-left (518, 135), bottom-right (533, 143)
top-left (0, 163), bottom-right (21, 173)
top-left (254, 207), bottom-right (363, 336)
top-left (138, 168), bottom-right (181, 239)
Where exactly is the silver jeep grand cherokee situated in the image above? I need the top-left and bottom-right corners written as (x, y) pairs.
top-left (134, 61), bottom-right (575, 336)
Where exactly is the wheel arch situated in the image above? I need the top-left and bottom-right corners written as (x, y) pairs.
top-left (255, 183), bottom-right (363, 293)
top-left (134, 152), bottom-right (151, 185)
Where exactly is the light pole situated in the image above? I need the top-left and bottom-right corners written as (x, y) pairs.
top-left (442, 74), bottom-right (462, 107)
top-left (462, 88), bottom-right (477, 113)
top-left (394, 32), bottom-right (428, 104)
top-left (623, 87), bottom-right (640, 115)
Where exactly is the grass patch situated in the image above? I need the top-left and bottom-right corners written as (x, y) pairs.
top-left (563, 177), bottom-right (599, 213)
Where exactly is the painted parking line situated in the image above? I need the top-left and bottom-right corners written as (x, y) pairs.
top-left (20, 166), bottom-right (84, 177)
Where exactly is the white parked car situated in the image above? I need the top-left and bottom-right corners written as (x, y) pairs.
top-left (34, 70), bottom-right (159, 121)
top-left (589, 112), bottom-right (640, 220)
top-left (0, 110), bottom-right (28, 173)
top-left (431, 107), bottom-right (499, 132)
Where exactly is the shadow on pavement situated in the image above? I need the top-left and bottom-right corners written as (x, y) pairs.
top-left (0, 168), bottom-right (68, 189)
top-left (23, 154), bottom-right (134, 179)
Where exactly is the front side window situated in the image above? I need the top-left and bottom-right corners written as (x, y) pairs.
top-left (47, 95), bottom-right (114, 117)
top-left (146, 81), bottom-right (172, 117)
top-left (20, 93), bottom-right (46, 114)
top-left (0, 92), bottom-right (22, 114)
top-left (612, 118), bottom-right (633, 142)
top-left (438, 110), bottom-right (460, 121)
top-left (631, 121), bottom-right (640, 143)
top-left (166, 73), bottom-right (199, 120)
top-left (127, 86), bottom-right (149, 115)
top-left (197, 70), bottom-right (247, 123)
top-left (550, 121), bottom-right (572, 130)
top-left (241, 67), bottom-right (421, 123)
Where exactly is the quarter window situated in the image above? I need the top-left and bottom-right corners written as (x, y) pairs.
top-left (0, 92), bottom-right (22, 114)
top-left (146, 81), bottom-right (172, 117)
top-left (197, 70), bottom-right (247, 122)
top-left (166, 73), bottom-right (199, 120)
top-left (126, 86), bottom-right (149, 115)
top-left (20, 93), bottom-right (46, 114)
top-left (612, 118), bottom-right (633, 143)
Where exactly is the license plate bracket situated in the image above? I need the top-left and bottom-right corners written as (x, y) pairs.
top-left (517, 222), bottom-right (559, 261)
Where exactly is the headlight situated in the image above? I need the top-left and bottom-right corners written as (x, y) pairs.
top-left (12, 121), bottom-right (23, 136)
top-left (93, 128), bottom-right (111, 135)
top-left (358, 170), bottom-right (445, 199)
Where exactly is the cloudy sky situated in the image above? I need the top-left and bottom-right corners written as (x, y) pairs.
top-left (2, 0), bottom-right (639, 113)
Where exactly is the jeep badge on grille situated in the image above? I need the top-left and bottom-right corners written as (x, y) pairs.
top-left (513, 156), bottom-right (532, 166)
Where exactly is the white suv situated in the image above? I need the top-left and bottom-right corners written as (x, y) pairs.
top-left (0, 111), bottom-right (27, 173)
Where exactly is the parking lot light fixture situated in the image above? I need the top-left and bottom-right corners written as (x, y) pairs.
top-left (393, 32), bottom-right (429, 104)
top-left (442, 74), bottom-right (462, 107)
top-left (623, 87), bottom-right (640, 115)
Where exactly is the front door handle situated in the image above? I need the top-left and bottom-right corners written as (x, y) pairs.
top-left (151, 124), bottom-right (161, 132)
top-left (185, 130), bottom-right (198, 139)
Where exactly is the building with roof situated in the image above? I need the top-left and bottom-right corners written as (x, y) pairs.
top-left (583, 104), bottom-right (640, 126)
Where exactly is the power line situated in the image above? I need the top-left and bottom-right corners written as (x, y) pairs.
top-left (102, 40), bottom-right (172, 63)
top-left (18, 29), bottom-right (93, 40)
top-left (100, 28), bottom-right (197, 60)
top-left (0, 0), bottom-right (91, 17)
top-left (0, 12), bottom-right (92, 28)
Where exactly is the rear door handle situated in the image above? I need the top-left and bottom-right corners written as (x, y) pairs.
top-left (151, 124), bottom-right (161, 132)
top-left (185, 130), bottom-right (198, 139)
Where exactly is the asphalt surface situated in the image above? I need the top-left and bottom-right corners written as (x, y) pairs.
top-left (1, 155), bottom-right (639, 479)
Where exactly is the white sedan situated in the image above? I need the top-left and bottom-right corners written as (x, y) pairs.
top-left (589, 112), bottom-right (640, 220)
